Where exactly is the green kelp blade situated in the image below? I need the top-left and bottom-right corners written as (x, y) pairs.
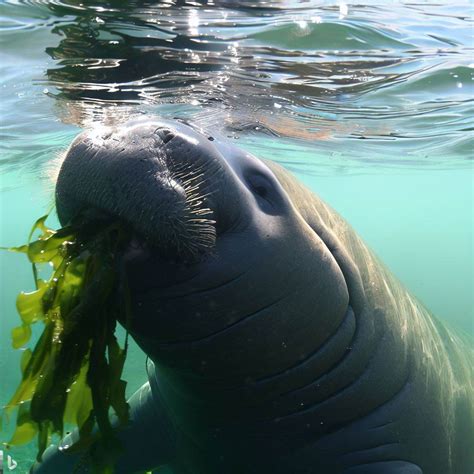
top-left (27, 215), bottom-right (50, 242)
top-left (26, 226), bottom-right (76, 264)
top-left (4, 244), bottom-right (29, 254)
top-left (5, 324), bottom-right (55, 413)
top-left (16, 285), bottom-right (49, 325)
top-left (20, 349), bottom-right (33, 374)
top-left (27, 240), bottom-right (67, 265)
top-left (1, 350), bottom-right (35, 446)
top-left (11, 324), bottom-right (32, 349)
top-left (107, 335), bottom-right (129, 425)
top-left (8, 402), bottom-right (38, 446)
top-left (64, 362), bottom-right (93, 428)
top-left (3, 216), bottom-right (72, 261)
top-left (57, 254), bottom-right (89, 326)
top-left (30, 328), bottom-right (68, 433)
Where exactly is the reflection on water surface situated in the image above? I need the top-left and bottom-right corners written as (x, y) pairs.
top-left (1, 0), bottom-right (473, 171)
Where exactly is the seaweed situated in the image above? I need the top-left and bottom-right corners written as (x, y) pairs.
top-left (2, 214), bottom-right (133, 473)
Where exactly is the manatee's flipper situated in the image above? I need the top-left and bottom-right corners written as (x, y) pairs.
top-left (345, 461), bottom-right (423, 473)
top-left (30, 381), bottom-right (177, 473)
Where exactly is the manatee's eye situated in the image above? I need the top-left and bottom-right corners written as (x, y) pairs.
top-left (253, 183), bottom-right (268, 198)
top-left (246, 170), bottom-right (285, 215)
top-left (247, 173), bottom-right (271, 199)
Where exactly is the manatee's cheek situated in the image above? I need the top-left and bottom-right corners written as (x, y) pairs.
top-left (125, 237), bottom-right (352, 380)
top-left (116, 241), bottom-right (200, 335)
top-left (122, 247), bottom-right (200, 294)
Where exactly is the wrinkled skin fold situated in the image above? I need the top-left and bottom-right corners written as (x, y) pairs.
top-left (33, 118), bottom-right (473, 474)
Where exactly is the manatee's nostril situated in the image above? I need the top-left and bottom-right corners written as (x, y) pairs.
top-left (155, 128), bottom-right (175, 144)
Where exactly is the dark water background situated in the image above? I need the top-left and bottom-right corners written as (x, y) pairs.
top-left (0, 1), bottom-right (473, 471)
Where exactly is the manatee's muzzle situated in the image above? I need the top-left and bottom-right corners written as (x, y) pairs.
top-left (55, 122), bottom-right (222, 262)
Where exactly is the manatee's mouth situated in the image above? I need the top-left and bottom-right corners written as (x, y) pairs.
top-left (55, 123), bottom-right (225, 264)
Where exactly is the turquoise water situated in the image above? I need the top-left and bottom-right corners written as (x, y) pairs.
top-left (0, 1), bottom-right (472, 472)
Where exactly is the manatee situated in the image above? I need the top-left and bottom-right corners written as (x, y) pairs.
top-left (32, 118), bottom-right (473, 474)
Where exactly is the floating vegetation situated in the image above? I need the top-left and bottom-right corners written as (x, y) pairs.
top-left (2, 214), bottom-right (132, 473)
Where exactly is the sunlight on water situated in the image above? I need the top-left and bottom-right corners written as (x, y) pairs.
top-left (0, 1), bottom-right (472, 472)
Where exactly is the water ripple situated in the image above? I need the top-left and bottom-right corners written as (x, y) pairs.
top-left (0, 0), bottom-right (473, 172)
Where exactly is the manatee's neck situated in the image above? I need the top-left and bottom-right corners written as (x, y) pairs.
top-left (139, 236), bottom-right (358, 437)
top-left (143, 301), bottom-right (375, 452)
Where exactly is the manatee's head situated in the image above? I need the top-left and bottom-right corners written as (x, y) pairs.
top-left (56, 118), bottom-right (351, 385)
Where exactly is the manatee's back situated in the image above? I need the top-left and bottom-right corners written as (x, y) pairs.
top-left (265, 160), bottom-right (474, 473)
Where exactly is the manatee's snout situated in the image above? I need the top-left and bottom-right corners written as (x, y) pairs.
top-left (55, 120), bottom-right (232, 261)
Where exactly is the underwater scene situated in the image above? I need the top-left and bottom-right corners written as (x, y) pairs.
top-left (0, 1), bottom-right (472, 473)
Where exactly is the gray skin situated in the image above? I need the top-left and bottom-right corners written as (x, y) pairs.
top-left (32, 118), bottom-right (473, 474)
